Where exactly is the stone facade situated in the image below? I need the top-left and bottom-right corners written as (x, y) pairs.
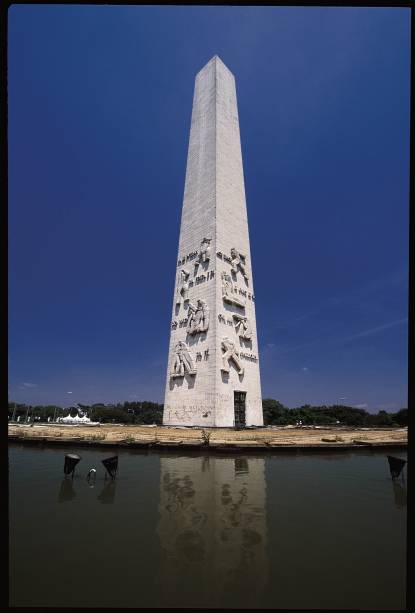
top-left (163, 56), bottom-right (263, 427)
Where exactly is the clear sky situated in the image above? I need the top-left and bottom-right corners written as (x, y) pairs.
top-left (8, 6), bottom-right (410, 411)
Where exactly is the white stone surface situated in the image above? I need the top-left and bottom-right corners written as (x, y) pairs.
top-left (163, 56), bottom-right (263, 427)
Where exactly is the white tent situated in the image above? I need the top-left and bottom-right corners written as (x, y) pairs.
top-left (57, 414), bottom-right (99, 425)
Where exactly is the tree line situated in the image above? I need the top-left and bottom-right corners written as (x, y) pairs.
top-left (262, 399), bottom-right (408, 428)
top-left (8, 399), bottom-right (408, 427)
top-left (7, 401), bottom-right (164, 425)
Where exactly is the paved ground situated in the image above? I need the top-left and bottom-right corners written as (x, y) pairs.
top-left (8, 423), bottom-right (408, 450)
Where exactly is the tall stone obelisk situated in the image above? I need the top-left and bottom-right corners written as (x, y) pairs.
top-left (163, 56), bottom-right (263, 427)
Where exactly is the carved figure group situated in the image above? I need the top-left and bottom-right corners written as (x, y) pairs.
top-left (230, 248), bottom-right (249, 284)
top-left (221, 336), bottom-right (244, 376)
top-left (221, 271), bottom-right (246, 308)
top-left (171, 341), bottom-right (196, 377)
top-left (233, 314), bottom-right (253, 340)
top-left (187, 299), bottom-right (210, 335)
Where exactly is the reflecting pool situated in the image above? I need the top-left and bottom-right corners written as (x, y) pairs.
top-left (9, 444), bottom-right (407, 608)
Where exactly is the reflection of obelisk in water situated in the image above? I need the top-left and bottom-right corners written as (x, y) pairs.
top-left (163, 56), bottom-right (263, 427)
top-left (156, 455), bottom-right (268, 608)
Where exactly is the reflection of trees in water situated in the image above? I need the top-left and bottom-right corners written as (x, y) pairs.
top-left (58, 478), bottom-right (76, 502)
top-left (157, 455), bottom-right (267, 607)
top-left (296, 451), bottom-right (353, 461)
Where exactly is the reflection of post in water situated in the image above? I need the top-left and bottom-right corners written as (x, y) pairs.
top-left (98, 479), bottom-right (117, 504)
top-left (58, 477), bottom-right (76, 502)
top-left (392, 481), bottom-right (407, 509)
top-left (157, 455), bottom-right (267, 607)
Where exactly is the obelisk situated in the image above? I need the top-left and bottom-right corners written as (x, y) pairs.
top-left (163, 56), bottom-right (263, 427)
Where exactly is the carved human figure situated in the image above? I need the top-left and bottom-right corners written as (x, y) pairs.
top-left (221, 271), bottom-right (246, 308)
top-left (171, 341), bottom-right (196, 377)
top-left (186, 299), bottom-right (210, 335)
top-left (233, 314), bottom-right (253, 340)
top-left (176, 269), bottom-right (190, 305)
top-left (221, 336), bottom-right (244, 376)
top-left (230, 248), bottom-right (249, 284)
top-left (195, 238), bottom-right (211, 270)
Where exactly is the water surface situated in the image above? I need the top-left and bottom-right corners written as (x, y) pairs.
top-left (9, 444), bottom-right (407, 608)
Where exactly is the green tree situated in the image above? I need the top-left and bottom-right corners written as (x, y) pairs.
top-left (392, 408), bottom-right (408, 427)
top-left (262, 399), bottom-right (289, 425)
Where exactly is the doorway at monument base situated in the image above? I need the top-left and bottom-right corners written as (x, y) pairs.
top-left (163, 391), bottom-right (263, 428)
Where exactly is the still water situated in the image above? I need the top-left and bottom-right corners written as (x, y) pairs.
top-left (9, 444), bottom-right (407, 609)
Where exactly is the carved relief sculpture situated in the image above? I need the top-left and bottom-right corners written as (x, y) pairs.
top-left (233, 314), bottom-right (253, 340)
top-left (187, 299), bottom-right (210, 335)
top-left (221, 336), bottom-right (244, 376)
top-left (195, 238), bottom-right (211, 270)
top-left (221, 271), bottom-right (246, 308)
top-left (171, 341), bottom-right (196, 377)
top-left (176, 268), bottom-right (190, 305)
top-left (230, 248), bottom-right (249, 284)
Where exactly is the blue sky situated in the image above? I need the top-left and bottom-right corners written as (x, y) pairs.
top-left (8, 6), bottom-right (410, 410)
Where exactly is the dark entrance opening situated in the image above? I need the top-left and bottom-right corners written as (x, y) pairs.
top-left (234, 391), bottom-right (246, 429)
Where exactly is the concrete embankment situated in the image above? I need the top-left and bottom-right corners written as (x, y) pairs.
top-left (8, 423), bottom-right (408, 452)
